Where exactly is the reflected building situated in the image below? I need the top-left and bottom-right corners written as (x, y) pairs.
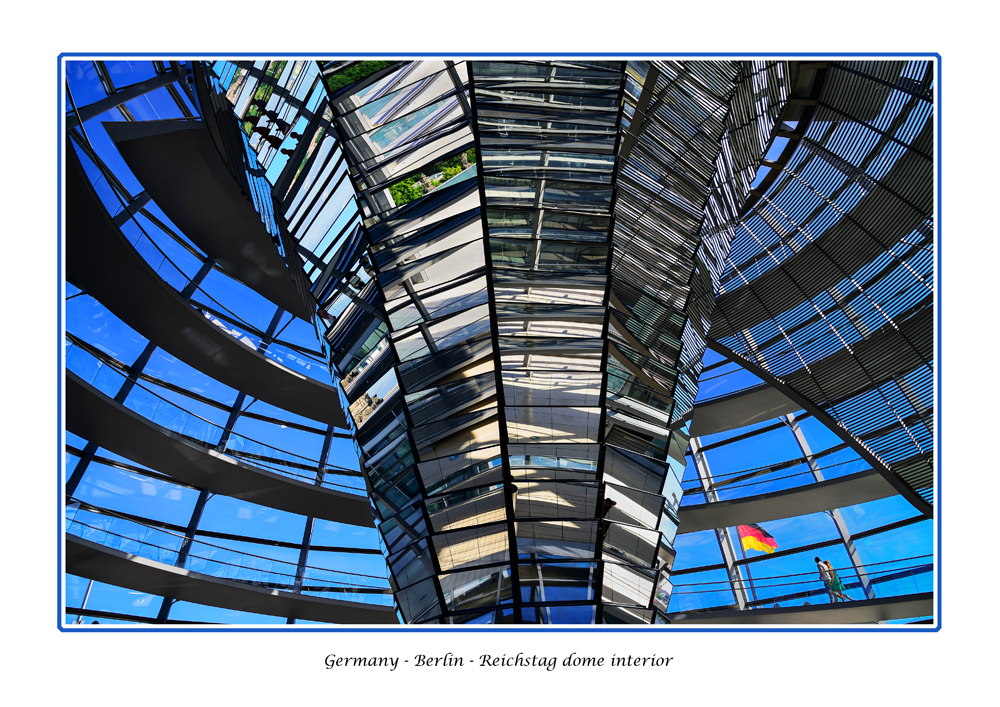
top-left (62, 57), bottom-right (935, 625)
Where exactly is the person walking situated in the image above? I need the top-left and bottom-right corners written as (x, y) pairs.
top-left (824, 560), bottom-right (853, 602)
top-left (815, 556), bottom-right (834, 602)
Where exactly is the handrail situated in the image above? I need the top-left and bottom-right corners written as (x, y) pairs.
top-left (66, 505), bottom-right (391, 600)
top-left (668, 556), bottom-right (932, 613)
top-left (681, 458), bottom-right (871, 499)
top-left (66, 341), bottom-right (364, 490)
top-left (695, 380), bottom-right (768, 405)
top-left (671, 555), bottom-right (932, 587)
top-left (683, 454), bottom-right (866, 486)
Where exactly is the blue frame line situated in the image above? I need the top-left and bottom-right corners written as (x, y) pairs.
top-left (56, 52), bottom-right (942, 633)
top-left (934, 52), bottom-right (942, 632)
top-left (57, 57), bottom-right (64, 633)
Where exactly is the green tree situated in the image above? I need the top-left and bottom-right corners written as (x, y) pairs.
top-left (323, 61), bottom-right (394, 93)
top-left (389, 177), bottom-right (424, 206)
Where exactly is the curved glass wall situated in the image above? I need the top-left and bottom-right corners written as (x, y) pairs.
top-left (63, 59), bottom-right (390, 626)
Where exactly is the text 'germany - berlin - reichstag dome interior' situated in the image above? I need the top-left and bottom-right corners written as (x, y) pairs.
top-left (62, 58), bottom-right (935, 626)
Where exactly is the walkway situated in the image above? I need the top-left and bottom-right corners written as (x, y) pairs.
top-left (67, 535), bottom-right (397, 625)
top-left (689, 385), bottom-right (800, 437)
top-left (66, 146), bottom-right (346, 427)
top-left (67, 371), bottom-right (373, 527)
top-left (104, 119), bottom-right (313, 321)
top-left (677, 469), bottom-right (897, 534)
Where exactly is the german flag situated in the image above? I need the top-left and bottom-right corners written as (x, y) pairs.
top-left (738, 524), bottom-right (778, 554)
